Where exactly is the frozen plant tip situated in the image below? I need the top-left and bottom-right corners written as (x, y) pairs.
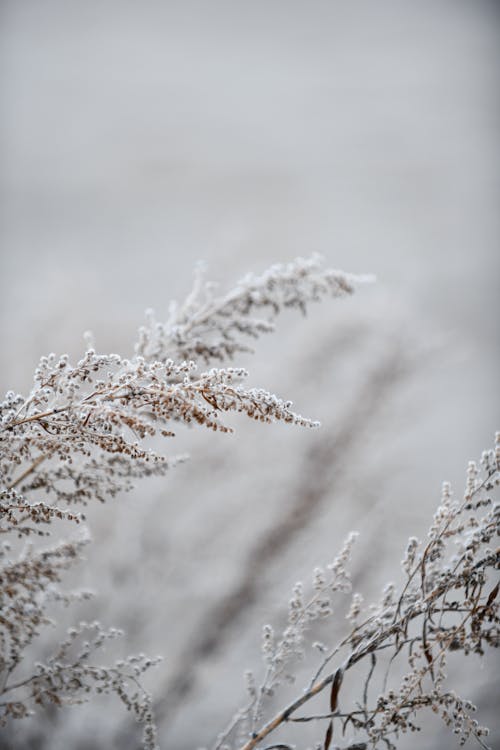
top-left (135, 255), bottom-right (373, 363)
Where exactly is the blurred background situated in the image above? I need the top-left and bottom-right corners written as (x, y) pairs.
top-left (0, 1), bottom-right (499, 748)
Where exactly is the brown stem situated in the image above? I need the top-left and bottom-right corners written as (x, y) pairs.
top-left (238, 668), bottom-right (343, 750)
top-left (7, 454), bottom-right (47, 490)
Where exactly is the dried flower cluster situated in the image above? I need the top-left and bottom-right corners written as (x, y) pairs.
top-left (211, 434), bottom-right (500, 750)
top-left (136, 255), bottom-right (368, 364)
top-left (0, 256), bottom-right (364, 748)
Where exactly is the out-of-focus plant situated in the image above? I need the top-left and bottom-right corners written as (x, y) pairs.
top-left (211, 437), bottom-right (499, 750)
top-left (0, 256), bottom-right (365, 749)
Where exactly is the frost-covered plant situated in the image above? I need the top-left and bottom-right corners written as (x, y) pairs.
top-left (212, 435), bottom-right (500, 750)
top-left (0, 256), bottom-right (365, 748)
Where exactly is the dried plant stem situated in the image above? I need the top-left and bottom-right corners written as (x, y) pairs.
top-left (239, 668), bottom-right (343, 750)
top-left (238, 589), bottom-right (482, 750)
top-left (7, 454), bottom-right (47, 490)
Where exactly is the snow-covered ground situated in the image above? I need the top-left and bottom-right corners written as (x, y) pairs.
top-left (1, 1), bottom-right (499, 748)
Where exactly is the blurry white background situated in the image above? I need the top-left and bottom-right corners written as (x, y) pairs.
top-left (0, 1), bottom-right (499, 748)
